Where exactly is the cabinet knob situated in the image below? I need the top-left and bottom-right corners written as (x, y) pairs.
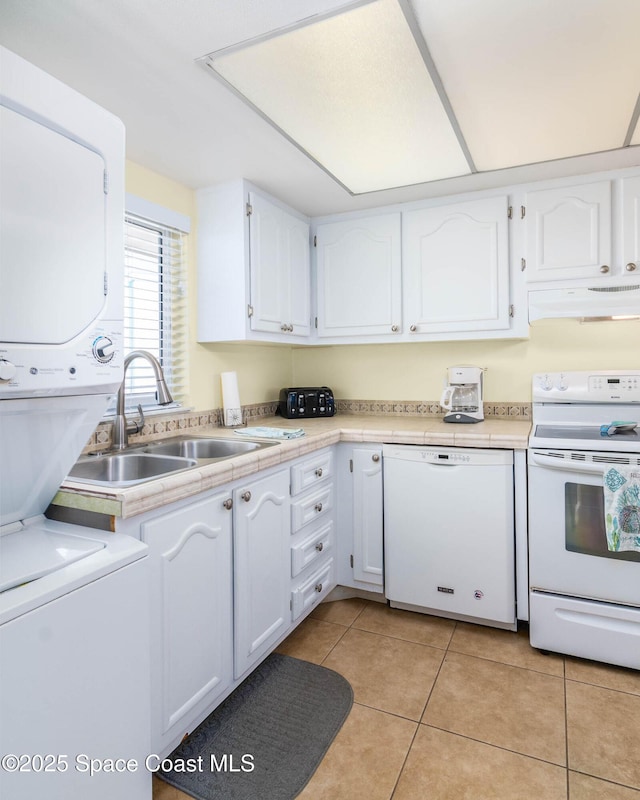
top-left (223, 498), bottom-right (233, 510)
top-left (241, 491), bottom-right (251, 502)
top-left (600, 265), bottom-right (610, 274)
top-left (280, 324), bottom-right (288, 332)
top-left (315, 467), bottom-right (323, 477)
top-left (391, 324), bottom-right (399, 332)
top-left (315, 502), bottom-right (323, 513)
top-left (626, 262), bottom-right (637, 272)
top-left (315, 542), bottom-right (324, 552)
top-left (409, 324), bottom-right (417, 332)
top-left (315, 583), bottom-right (323, 593)
top-left (372, 453), bottom-right (380, 462)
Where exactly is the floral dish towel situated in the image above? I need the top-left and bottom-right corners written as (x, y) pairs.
top-left (604, 465), bottom-right (640, 552)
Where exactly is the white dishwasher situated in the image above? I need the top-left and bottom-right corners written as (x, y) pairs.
top-left (383, 445), bottom-right (516, 630)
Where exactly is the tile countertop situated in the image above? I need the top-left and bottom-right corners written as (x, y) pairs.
top-left (53, 415), bottom-right (531, 521)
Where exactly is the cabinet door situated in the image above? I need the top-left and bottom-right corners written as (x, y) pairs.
top-left (249, 192), bottom-right (286, 334)
top-left (316, 213), bottom-right (402, 338)
top-left (352, 447), bottom-right (383, 586)
top-left (284, 210), bottom-right (311, 335)
top-left (404, 196), bottom-right (510, 333)
top-left (234, 469), bottom-right (290, 679)
top-left (524, 180), bottom-right (612, 281)
top-left (249, 192), bottom-right (310, 336)
top-left (622, 175), bottom-right (640, 276)
top-left (141, 492), bottom-right (233, 753)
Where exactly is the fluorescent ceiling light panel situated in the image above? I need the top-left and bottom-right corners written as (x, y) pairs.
top-left (201, 0), bottom-right (470, 194)
top-left (410, 0), bottom-right (640, 171)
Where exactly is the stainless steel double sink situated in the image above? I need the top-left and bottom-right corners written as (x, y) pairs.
top-left (67, 435), bottom-right (279, 487)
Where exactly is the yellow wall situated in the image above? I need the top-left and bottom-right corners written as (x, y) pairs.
top-left (292, 318), bottom-right (638, 402)
top-left (126, 160), bottom-right (638, 409)
top-left (125, 161), bottom-right (293, 410)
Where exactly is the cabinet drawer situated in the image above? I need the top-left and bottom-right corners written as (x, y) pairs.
top-left (291, 521), bottom-right (333, 577)
top-left (290, 450), bottom-right (333, 495)
top-left (291, 558), bottom-right (334, 621)
top-left (291, 483), bottom-right (333, 532)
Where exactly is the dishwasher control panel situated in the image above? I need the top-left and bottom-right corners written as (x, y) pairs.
top-left (382, 444), bottom-right (513, 467)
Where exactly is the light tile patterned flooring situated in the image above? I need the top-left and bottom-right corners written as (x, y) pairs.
top-left (153, 598), bottom-right (640, 800)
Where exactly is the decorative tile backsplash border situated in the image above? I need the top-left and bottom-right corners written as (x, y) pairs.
top-left (84, 398), bottom-right (530, 453)
top-left (336, 399), bottom-right (531, 419)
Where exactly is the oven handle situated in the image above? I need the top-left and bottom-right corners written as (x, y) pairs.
top-left (528, 451), bottom-right (610, 475)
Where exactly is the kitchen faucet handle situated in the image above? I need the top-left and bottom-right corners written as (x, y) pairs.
top-left (126, 404), bottom-right (145, 437)
top-left (134, 404), bottom-right (145, 433)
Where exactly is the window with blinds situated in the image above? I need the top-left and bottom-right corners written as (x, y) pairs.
top-left (119, 213), bottom-right (188, 411)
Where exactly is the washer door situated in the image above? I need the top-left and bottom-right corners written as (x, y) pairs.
top-left (0, 105), bottom-right (106, 344)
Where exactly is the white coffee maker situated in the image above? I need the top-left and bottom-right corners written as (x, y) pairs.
top-left (440, 366), bottom-right (485, 423)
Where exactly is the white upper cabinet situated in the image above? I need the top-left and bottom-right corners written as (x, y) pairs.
top-left (621, 175), bottom-right (640, 277)
top-left (315, 213), bottom-right (402, 338)
top-left (197, 180), bottom-right (310, 343)
top-left (523, 180), bottom-right (612, 282)
top-left (248, 191), bottom-right (310, 337)
top-left (403, 195), bottom-right (511, 333)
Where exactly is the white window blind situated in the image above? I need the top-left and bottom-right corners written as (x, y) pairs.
top-left (121, 213), bottom-right (188, 411)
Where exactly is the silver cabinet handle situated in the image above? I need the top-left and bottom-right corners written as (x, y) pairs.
top-left (600, 265), bottom-right (610, 273)
top-left (315, 502), bottom-right (323, 512)
top-left (372, 453), bottom-right (380, 462)
top-left (241, 491), bottom-right (251, 502)
top-left (280, 324), bottom-right (288, 332)
top-left (223, 498), bottom-right (233, 510)
top-left (315, 542), bottom-right (324, 552)
top-left (391, 324), bottom-right (399, 332)
top-left (409, 324), bottom-right (417, 332)
top-left (626, 262), bottom-right (637, 272)
top-left (315, 583), bottom-right (323, 593)
top-left (315, 467), bottom-right (323, 477)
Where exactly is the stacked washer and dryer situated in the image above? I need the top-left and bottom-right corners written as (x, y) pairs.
top-left (0, 48), bottom-right (151, 799)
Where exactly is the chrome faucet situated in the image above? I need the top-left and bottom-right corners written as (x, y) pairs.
top-left (112, 350), bottom-right (173, 450)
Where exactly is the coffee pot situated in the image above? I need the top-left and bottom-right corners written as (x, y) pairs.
top-left (440, 366), bottom-right (485, 423)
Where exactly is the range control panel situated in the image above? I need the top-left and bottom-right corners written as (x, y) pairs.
top-left (533, 371), bottom-right (640, 403)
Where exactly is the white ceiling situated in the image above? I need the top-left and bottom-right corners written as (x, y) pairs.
top-left (1, 0), bottom-right (639, 217)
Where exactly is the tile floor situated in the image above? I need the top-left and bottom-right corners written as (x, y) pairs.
top-left (152, 598), bottom-right (640, 800)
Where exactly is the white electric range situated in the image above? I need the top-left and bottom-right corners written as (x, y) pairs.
top-left (528, 370), bottom-right (640, 669)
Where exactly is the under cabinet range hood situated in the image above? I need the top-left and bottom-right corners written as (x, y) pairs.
top-left (528, 284), bottom-right (640, 322)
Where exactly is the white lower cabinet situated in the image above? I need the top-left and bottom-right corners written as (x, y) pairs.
top-left (233, 469), bottom-right (291, 680)
top-left (130, 446), bottom-right (365, 755)
top-left (352, 446), bottom-right (384, 587)
top-left (335, 444), bottom-right (384, 593)
top-left (140, 490), bottom-right (233, 756)
top-left (290, 448), bottom-right (337, 619)
top-left (292, 558), bottom-right (334, 621)
top-left (291, 520), bottom-right (333, 577)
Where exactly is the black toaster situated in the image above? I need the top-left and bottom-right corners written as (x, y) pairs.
top-left (277, 387), bottom-right (335, 419)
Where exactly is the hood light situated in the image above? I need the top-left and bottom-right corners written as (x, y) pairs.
top-left (579, 315), bottom-right (640, 322)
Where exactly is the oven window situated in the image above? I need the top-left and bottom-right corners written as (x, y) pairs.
top-left (565, 483), bottom-right (640, 562)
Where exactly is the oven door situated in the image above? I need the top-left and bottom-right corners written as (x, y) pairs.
top-left (528, 449), bottom-right (640, 607)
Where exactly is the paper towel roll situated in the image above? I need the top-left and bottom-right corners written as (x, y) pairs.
top-left (221, 371), bottom-right (242, 427)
